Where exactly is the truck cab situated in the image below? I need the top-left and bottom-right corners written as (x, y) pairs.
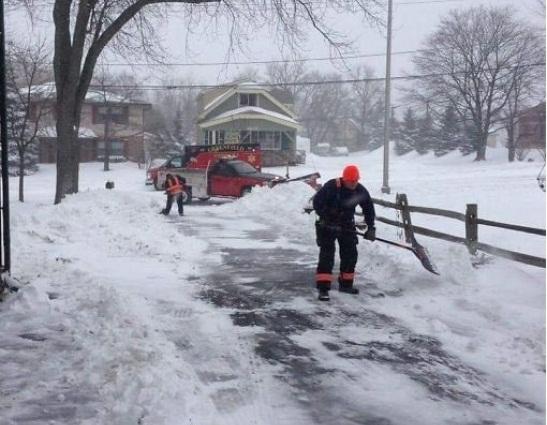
top-left (146, 155), bottom-right (186, 190)
top-left (208, 159), bottom-right (286, 198)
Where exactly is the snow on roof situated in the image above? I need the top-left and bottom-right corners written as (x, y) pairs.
top-left (85, 90), bottom-right (130, 103)
top-left (37, 126), bottom-right (97, 138)
top-left (27, 82), bottom-right (56, 98)
top-left (27, 82), bottom-right (141, 104)
top-left (212, 106), bottom-right (297, 124)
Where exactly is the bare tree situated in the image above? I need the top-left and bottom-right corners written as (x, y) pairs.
top-left (535, 0), bottom-right (546, 19)
top-left (266, 61), bottom-right (309, 105)
top-left (147, 76), bottom-right (201, 157)
top-left (298, 72), bottom-right (350, 148)
top-left (5, 39), bottom-right (53, 202)
top-left (411, 6), bottom-right (544, 161)
top-left (10, 0), bottom-right (383, 204)
top-left (501, 28), bottom-right (545, 162)
top-left (347, 64), bottom-right (384, 151)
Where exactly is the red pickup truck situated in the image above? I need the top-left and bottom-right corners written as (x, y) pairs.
top-left (157, 158), bottom-right (293, 202)
top-left (146, 143), bottom-right (261, 190)
top-left (150, 144), bottom-right (320, 202)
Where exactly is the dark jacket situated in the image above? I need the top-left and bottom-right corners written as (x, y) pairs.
top-left (313, 178), bottom-right (375, 227)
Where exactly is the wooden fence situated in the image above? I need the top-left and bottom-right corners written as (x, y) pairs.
top-left (369, 193), bottom-right (546, 269)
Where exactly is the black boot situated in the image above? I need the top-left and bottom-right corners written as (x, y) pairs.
top-left (318, 289), bottom-right (330, 301)
top-left (338, 277), bottom-right (359, 294)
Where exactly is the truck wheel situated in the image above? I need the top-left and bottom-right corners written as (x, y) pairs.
top-left (183, 187), bottom-right (192, 204)
top-left (154, 179), bottom-right (163, 191)
top-left (197, 197), bottom-right (210, 202)
top-left (241, 187), bottom-right (252, 197)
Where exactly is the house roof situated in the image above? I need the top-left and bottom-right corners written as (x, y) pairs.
top-left (198, 106), bottom-right (299, 130)
top-left (198, 79), bottom-right (296, 121)
top-left (27, 82), bottom-right (150, 105)
top-left (520, 102), bottom-right (546, 117)
top-left (37, 126), bottom-right (98, 138)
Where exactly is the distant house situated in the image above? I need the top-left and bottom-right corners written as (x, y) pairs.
top-left (515, 102), bottom-right (546, 151)
top-left (308, 118), bottom-right (366, 153)
top-left (196, 79), bottom-right (300, 166)
top-left (28, 83), bottom-right (151, 163)
top-left (336, 118), bottom-right (363, 152)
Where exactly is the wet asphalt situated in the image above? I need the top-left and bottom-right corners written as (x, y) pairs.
top-left (178, 214), bottom-right (540, 425)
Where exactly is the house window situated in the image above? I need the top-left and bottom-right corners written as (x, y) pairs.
top-left (240, 130), bottom-right (258, 144)
top-left (258, 131), bottom-right (281, 150)
top-left (217, 130), bottom-right (225, 144)
top-left (204, 130), bottom-right (225, 145)
top-left (93, 105), bottom-right (128, 125)
top-left (239, 93), bottom-right (258, 107)
top-left (97, 140), bottom-right (125, 160)
top-left (240, 130), bottom-right (281, 149)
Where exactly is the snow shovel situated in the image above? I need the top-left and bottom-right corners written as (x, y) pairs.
top-left (356, 230), bottom-right (440, 275)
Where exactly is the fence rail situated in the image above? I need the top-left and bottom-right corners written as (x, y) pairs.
top-left (368, 194), bottom-right (546, 269)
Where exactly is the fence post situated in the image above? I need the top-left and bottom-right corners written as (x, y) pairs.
top-left (396, 193), bottom-right (414, 243)
top-left (465, 204), bottom-right (478, 254)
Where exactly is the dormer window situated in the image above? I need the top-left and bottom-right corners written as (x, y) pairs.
top-left (239, 93), bottom-right (257, 107)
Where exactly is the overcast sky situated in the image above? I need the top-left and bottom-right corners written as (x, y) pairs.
top-left (6, 0), bottom-right (545, 102)
top-left (157, 0), bottom-right (545, 84)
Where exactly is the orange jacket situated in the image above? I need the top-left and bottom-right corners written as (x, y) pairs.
top-left (165, 175), bottom-right (184, 195)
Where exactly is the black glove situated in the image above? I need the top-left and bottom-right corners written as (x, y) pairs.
top-left (364, 227), bottom-right (376, 241)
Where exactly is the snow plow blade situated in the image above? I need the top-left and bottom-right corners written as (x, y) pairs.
top-left (284, 172), bottom-right (321, 190)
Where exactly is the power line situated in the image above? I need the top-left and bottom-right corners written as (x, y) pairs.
top-left (10, 48), bottom-right (421, 69)
top-left (88, 61), bottom-right (546, 91)
top-left (100, 50), bottom-right (421, 68)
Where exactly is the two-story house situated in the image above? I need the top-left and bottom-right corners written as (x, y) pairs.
top-left (29, 83), bottom-right (151, 163)
top-left (515, 102), bottom-right (546, 151)
top-left (196, 80), bottom-right (300, 167)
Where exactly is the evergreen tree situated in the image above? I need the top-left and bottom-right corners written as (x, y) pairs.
top-left (459, 120), bottom-right (478, 156)
top-left (387, 109), bottom-right (401, 153)
top-left (435, 106), bottom-right (460, 156)
top-left (416, 112), bottom-right (435, 155)
top-left (363, 112), bottom-right (385, 152)
top-left (396, 107), bottom-right (418, 155)
top-left (367, 121), bottom-right (385, 151)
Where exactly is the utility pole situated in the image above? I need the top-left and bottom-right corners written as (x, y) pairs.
top-left (103, 105), bottom-right (111, 172)
top-left (381, 0), bottom-right (393, 195)
top-left (0, 0), bottom-right (11, 274)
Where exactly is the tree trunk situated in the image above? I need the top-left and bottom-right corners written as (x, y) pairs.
top-left (18, 156), bottom-right (24, 202)
top-left (506, 123), bottom-right (516, 162)
top-left (54, 96), bottom-right (79, 204)
top-left (103, 107), bottom-right (111, 172)
top-left (19, 163), bottom-right (25, 202)
top-left (474, 133), bottom-right (488, 161)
